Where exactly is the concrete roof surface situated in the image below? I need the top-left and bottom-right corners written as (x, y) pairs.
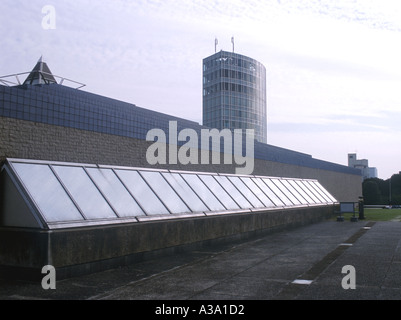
top-left (1, 220), bottom-right (401, 301)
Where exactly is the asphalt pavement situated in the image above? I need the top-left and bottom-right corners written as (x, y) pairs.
top-left (1, 219), bottom-right (401, 301)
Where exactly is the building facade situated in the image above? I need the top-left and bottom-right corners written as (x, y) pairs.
top-left (202, 51), bottom-right (267, 143)
top-left (0, 59), bottom-right (364, 279)
top-left (0, 59), bottom-right (362, 201)
top-left (348, 153), bottom-right (378, 180)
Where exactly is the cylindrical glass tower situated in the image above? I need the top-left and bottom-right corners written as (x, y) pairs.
top-left (202, 50), bottom-right (267, 143)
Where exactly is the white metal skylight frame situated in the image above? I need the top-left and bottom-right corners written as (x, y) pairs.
top-left (1, 158), bottom-right (338, 230)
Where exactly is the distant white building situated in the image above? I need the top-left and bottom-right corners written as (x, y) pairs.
top-left (348, 153), bottom-right (378, 180)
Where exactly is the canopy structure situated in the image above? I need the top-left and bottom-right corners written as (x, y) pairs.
top-left (23, 56), bottom-right (57, 85)
top-left (0, 57), bottom-right (86, 89)
top-left (0, 159), bottom-right (337, 230)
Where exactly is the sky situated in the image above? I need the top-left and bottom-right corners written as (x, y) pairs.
top-left (1, 0), bottom-right (400, 179)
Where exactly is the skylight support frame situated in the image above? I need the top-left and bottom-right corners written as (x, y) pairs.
top-left (1, 158), bottom-right (338, 230)
top-left (0, 71), bottom-right (86, 89)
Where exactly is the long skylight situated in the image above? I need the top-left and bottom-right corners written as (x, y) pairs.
top-left (1, 159), bottom-right (337, 229)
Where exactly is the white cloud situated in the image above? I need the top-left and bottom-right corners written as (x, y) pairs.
top-left (1, 0), bottom-right (401, 178)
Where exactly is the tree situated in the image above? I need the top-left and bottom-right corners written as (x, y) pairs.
top-left (363, 179), bottom-right (382, 205)
top-left (362, 174), bottom-right (401, 205)
top-left (388, 173), bottom-right (401, 205)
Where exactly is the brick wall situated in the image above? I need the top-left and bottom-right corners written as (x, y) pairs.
top-left (0, 116), bottom-right (362, 202)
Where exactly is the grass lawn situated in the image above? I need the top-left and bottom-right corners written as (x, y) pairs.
top-left (335, 208), bottom-right (401, 222)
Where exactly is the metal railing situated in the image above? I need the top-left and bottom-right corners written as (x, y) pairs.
top-left (0, 71), bottom-right (86, 89)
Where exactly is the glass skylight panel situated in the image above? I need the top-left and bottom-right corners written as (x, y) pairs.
top-left (139, 170), bottom-right (190, 214)
top-left (6, 159), bottom-right (338, 230)
top-left (181, 173), bottom-right (225, 211)
top-left (115, 169), bottom-right (170, 215)
top-left (262, 178), bottom-right (293, 206)
top-left (288, 180), bottom-right (315, 204)
top-left (280, 179), bottom-right (306, 205)
top-left (227, 176), bottom-right (264, 208)
top-left (295, 180), bottom-right (321, 204)
top-left (85, 168), bottom-right (145, 217)
top-left (213, 175), bottom-right (252, 209)
top-left (300, 180), bottom-right (327, 203)
top-left (271, 179), bottom-right (301, 205)
top-left (240, 177), bottom-right (275, 207)
top-left (52, 165), bottom-right (117, 219)
top-left (12, 163), bottom-right (84, 222)
top-left (252, 178), bottom-right (284, 206)
top-left (313, 181), bottom-right (337, 203)
top-left (161, 172), bottom-right (209, 212)
top-left (306, 181), bottom-right (331, 203)
top-left (198, 174), bottom-right (240, 210)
